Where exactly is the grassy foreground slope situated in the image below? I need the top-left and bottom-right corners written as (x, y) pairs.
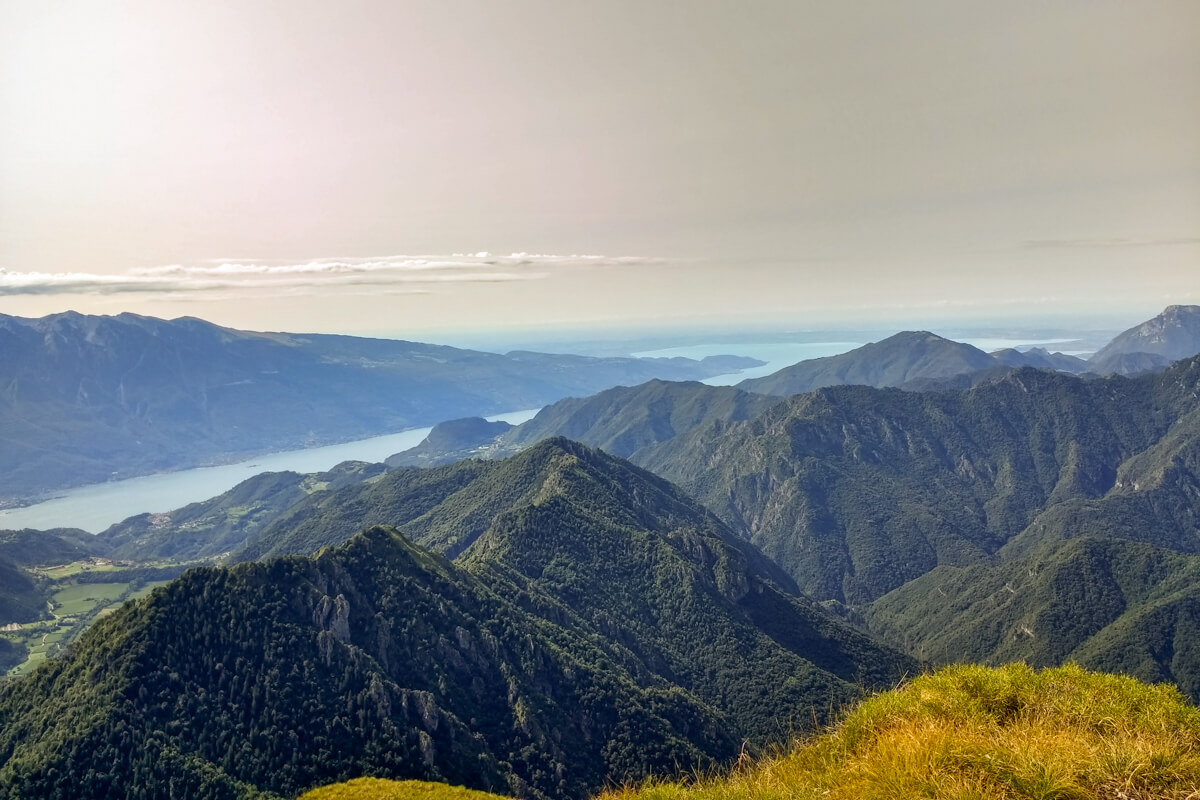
top-left (304, 664), bottom-right (1200, 800)
top-left (605, 663), bottom-right (1200, 800)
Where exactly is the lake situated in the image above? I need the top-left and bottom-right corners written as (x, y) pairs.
top-left (0, 409), bottom-right (540, 534)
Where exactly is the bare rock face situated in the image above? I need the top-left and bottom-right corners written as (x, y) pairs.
top-left (313, 592), bottom-right (352, 643)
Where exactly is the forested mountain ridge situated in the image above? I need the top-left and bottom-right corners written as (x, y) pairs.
top-left (0, 526), bottom-right (732, 800)
top-left (0, 312), bottom-right (757, 502)
top-left (235, 437), bottom-right (917, 735)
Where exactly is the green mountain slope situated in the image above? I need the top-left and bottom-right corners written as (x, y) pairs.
top-left (865, 537), bottom-right (1200, 701)
top-left (0, 440), bottom-right (912, 799)
top-left (239, 439), bottom-right (914, 739)
top-left (447, 440), bottom-right (914, 739)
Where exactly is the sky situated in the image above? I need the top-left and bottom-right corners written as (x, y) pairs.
top-left (1, 1), bottom-right (1197, 337)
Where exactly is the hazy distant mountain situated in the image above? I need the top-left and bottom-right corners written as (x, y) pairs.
top-left (384, 417), bottom-right (515, 468)
top-left (989, 347), bottom-right (1090, 372)
top-left (737, 331), bottom-right (997, 396)
top-left (0, 439), bottom-right (911, 799)
top-left (0, 312), bottom-right (759, 502)
top-left (1090, 351), bottom-right (1175, 377)
top-left (1090, 305), bottom-right (1200, 375)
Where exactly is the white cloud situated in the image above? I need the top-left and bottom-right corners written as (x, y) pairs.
top-left (0, 254), bottom-right (662, 297)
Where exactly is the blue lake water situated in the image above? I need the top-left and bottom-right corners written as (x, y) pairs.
top-left (0, 409), bottom-right (540, 534)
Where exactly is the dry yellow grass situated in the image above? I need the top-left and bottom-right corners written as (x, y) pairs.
top-left (299, 666), bottom-right (1200, 800)
top-left (604, 664), bottom-right (1200, 800)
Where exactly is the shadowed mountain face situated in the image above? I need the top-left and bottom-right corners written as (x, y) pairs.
top-left (1090, 305), bottom-right (1200, 374)
top-left (0, 312), bottom-right (758, 502)
top-left (990, 347), bottom-right (1090, 372)
top-left (0, 439), bottom-right (912, 800)
top-left (643, 357), bottom-right (1200, 605)
top-left (865, 537), bottom-right (1200, 702)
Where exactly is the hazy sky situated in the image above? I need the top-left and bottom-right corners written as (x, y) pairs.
top-left (1, 1), bottom-right (1197, 336)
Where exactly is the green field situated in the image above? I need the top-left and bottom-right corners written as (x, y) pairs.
top-left (51, 582), bottom-right (133, 616)
top-left (4, 577), bottom-right (175, 677)
top-left (35, 560), bottom-right (124, 580)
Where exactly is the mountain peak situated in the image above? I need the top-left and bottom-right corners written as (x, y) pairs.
top-left (739, 330), bottom-right (992, 396)
top-left (1091, 305), bottom-right (1200, 373)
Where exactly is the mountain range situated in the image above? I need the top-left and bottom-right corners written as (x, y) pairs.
top-left (0, 312), bottom-right (759, 503)
top-left (736, 305), bottom-right (1200, 397)
top-left (389, 305), bottom-right (1200, 471)
top-left (5, 305), bottom-right (1200, 798)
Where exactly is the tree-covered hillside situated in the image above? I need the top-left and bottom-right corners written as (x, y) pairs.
top-left (0, 526), bottom-right (733, 800)
top-left (0, 440), bottom-right (913, 799)
top-left (866, 537), bottom-right (1200, 701)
